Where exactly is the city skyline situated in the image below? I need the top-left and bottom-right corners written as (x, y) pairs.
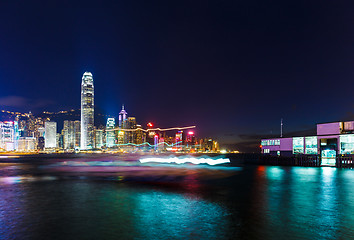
top-left (0, 71), bottom-right (210, 153)
top-left (1, 1), bottom-right (354, 152)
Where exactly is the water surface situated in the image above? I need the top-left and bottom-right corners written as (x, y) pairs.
top-left (0, 157), bottom-right (353, 240)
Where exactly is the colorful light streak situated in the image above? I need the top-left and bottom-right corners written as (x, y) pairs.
top-left (112, 141), bottom-right (183, 147)
top-left (139, 157), bottom-right (230, 165)
top-left (106, 126), bottom-right (196, 132)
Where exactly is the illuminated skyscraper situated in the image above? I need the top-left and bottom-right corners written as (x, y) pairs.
top-left (63, 120), bottom-right (80, 150)
top-left (95, 129), bottom-right (104, 148)
top-left (80, 72), bottom-right (94, 149)
top-left (106, 118), bottom-right (116, 147)
top-left (118, 105), bottom-right (127, 128)
top-left (74, 120), bottom-right (80, 149)
top-left (126, 117), bottom-right (136, 144)
top-left (45, 121), bottom-right (57, 149)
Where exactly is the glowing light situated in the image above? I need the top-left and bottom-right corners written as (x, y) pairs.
top-left (112, 141), bottom-right (183, 148)
top-left (139, 157), bottom-right (230, 165)
top-left (188, 131), bottom-right (194, 135)
top-left (147, 122), bottom-right (153, 127)
top-left (106, 125), bottom-right (196, 132)
top-left (220, 149), bottom-right (227, 154)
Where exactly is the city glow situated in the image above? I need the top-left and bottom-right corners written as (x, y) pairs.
top-left (139, 157), bottom-right (230, 165)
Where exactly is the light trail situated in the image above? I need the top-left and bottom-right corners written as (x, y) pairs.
top-left (112, 141), bottom-right (183, 147)
top-left (139, 157), bottom-right (230, 165)
top-left (106, 126), bottom-right (196, 132)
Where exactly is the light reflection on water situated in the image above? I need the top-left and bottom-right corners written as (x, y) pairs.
top-left (0, 162), bottom-right (353, 240)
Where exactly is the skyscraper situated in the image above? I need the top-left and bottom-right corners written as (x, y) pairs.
top-left (81, 72), bottom-right (94, 149)
top-left (63, 120), bottom-right (80, 150)
top-left (95, 129), bottom-right (104, 149)
top-left (126, 117), bottom-right (136, 144)
top-left (74, 120), bottom-right (80, 149)
top-left (106, 118), bottom-right (116, 147)
top-left (118, 105), bottom-right (127, 128)
top-left (45, 121), bottom-right (57, 149)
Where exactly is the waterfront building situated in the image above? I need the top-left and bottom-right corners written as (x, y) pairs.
top-left (81, 72), bottom-right (94, 150)
top-left (186, 131), bottom-right (196, 146)
top-left (14, 121), bottom-right (19, 150)
top-left (63, 120), bottom-right (80, 150)
top-left (74, 120), bottom-right (80, 149)
top-left (135, 124), bottom-right (145, 144)
top-left (18, 137), bottom-right (36, 151)
top-left (38, 127), bottom-right (45, 138)
top-left (0, 121), bottom-right (15, 151)
top-left (106, 118), bottom-right (116, 147)
top-left (38, 136), bottom-right (45, 150)
top-left (63, 120), bottom-right (75, 149)
top-left (200, 138), bottom-right (219, 152)
top-left (126, 117), bottom-right (136, 144)
top-left (261, 120), bottom-right (354, 166)
top-left (175, 131), bottom-right (183, 147)
top-left (57, 133), bottom-right (63, 149)
top-left (45, 121), bottom-right (57, 149)
top-left (117, 130), bottom-right (125, 145)
top-left (95, 129), bottom-right (104, 148)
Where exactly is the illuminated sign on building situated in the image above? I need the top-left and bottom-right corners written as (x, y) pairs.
top-left (340, 134), bottom-right (354, 154)
top-left (305, 136), bottom-right (317, 154)
top-left (261, 139), bottom-right (280, 146)
top-left (293, 137), bottom-right (304, 154)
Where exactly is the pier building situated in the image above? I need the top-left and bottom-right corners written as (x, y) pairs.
top-left (261, 121), bottom-right (354, 166)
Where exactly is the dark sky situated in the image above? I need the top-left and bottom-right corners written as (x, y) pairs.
top-left (1, 0), bottom-right (354, 151)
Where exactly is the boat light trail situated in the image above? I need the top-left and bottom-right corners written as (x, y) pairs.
top-left (139, 157), bottom-right (230, 165)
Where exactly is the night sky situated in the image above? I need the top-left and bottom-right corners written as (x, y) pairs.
top-left (1, 1), bottom-right (354, 151)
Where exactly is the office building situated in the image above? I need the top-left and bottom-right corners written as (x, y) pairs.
top-left (63, 120), bottom-right (80, 150)
top-left (95, 129), bottom-right (104, 148)
top-left (18, 137), bottom-right (36, 151)
top-left (45, 121), bottom-right (57, 149)
top-left (106, 118), bottom-right (116, 147)
top-left (81, 72), bottom-right (94, 149)
top-left (118, 105), bottom-right (127, 128)
top-left (0, 121), bottom-right (15, 151)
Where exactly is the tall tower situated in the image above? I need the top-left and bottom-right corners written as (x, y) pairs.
top-left (80, 72), bottom-right (94, 149)
top-left (118, 105), bottom-right (128, 128)
top-left (106, 118), bottom-right (116, 147)
top-left (44, 121), bottom-right (57, 149)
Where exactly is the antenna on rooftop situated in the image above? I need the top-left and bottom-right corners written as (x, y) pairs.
top-left (280, 118), bottom-right (283, 138)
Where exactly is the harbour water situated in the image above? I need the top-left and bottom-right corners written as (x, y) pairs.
top-left (0, 155), bottom-right (353, 239)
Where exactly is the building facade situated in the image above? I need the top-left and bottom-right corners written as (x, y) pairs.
top-left (80, 72), bottom-right (94, 149)
top-left (118, 105), bottom-right (127, 128)
top-left (0, 121), bottom-right (15, 151)
top-left (45, 121), bottom-right (57, 149)
top-left (63, 120), bottom-right (80, 150)
top-left (261, 121), bottom-right (354, 166)
top-left (106, 118), bottom-right (116, 147)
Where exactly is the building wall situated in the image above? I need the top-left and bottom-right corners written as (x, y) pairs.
top-left (261, 138), bottom-right (292, 153)
top-left (317, 122), bottom-right (341, 135)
